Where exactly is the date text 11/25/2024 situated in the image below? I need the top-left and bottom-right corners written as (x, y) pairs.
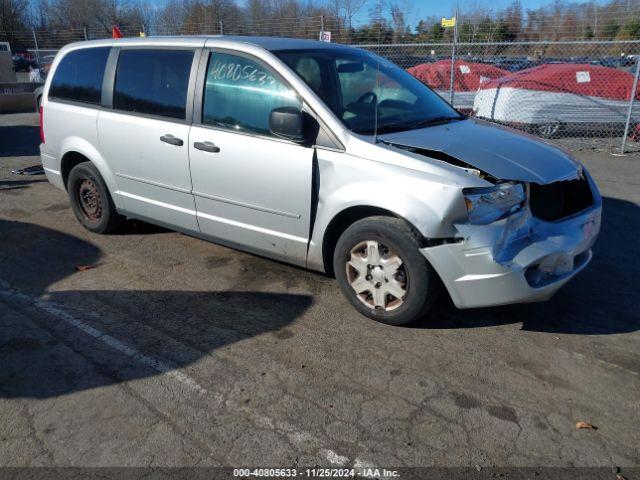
top-left (233, 468), bottom-right (400, 478)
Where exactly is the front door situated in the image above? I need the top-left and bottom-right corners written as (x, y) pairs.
top-left (98, 47), bottom-right (199, 232)
top-left (188, 50), bottom-right (314, 265)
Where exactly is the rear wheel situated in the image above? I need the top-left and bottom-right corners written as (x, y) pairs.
top-left (333, 216), bottom-right (439, 326)
top-left (67, 162), bottom-right (122, 234)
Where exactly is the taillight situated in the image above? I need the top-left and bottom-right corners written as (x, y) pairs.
top-left (39, 106), bottom-right (45, 144)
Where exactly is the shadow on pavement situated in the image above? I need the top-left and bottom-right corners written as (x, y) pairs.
top-left (0, 219), bottom-right (312, 399)
top-left (117, 219), bottom-right (171, 235)
top-left (0, 192), bottom-right (637, 400)
top-left (0, 125), bottom-right (41, 157)
top-left (414, 196), bottom-right (640, 335)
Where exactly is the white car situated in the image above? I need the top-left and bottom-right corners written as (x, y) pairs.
top-left (474, 63), bottom-right (640, 137)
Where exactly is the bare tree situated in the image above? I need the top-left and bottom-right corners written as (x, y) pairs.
top-left (154, 0), bottom-right (188, 35)
top-left (390, 3), bottom-right (406, 42)
top-left (342, 0), bottom-right (367, 30)
top-left (134, 1), bottom-right (157, 34)
top-left (1, 0), bottom-right (31, 32)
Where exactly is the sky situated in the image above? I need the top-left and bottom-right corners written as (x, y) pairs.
top-left (350, 0), bottom-right (612, 26)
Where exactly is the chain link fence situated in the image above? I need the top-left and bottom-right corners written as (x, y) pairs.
top-left (2, 21), bottom-right (640, 153)
top-left (363, 40), bottom-right (640, 154)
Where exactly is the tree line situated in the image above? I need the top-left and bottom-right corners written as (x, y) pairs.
top-left (1, 0), bottom-right (640, 48)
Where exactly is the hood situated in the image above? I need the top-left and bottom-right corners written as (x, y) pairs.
top-left (379, 118), bottom-right (580, 184)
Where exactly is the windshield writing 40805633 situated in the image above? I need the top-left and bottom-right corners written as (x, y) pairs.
top-left (208, 61), bottom-right (276, 86)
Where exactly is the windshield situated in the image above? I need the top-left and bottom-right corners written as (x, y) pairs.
top-left (275, 47), bottom-right (462, 135)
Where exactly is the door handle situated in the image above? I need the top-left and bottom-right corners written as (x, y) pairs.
top-left (194, 141), bottom-right (220, 153)
top-left (160, 134), bottom-right (183, 146)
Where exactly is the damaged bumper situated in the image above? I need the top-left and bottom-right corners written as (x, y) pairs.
top-left (421, 183), bottom-right (602, 309)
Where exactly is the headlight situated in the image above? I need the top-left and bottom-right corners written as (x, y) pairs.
top-left (463, 182), bottom-right (526, 224)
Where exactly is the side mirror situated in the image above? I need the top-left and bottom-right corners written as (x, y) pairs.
top-left (269, 107), bottom-right (309, 143)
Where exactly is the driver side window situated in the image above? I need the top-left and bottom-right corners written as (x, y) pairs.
top-left (336, 58), bottom-right (417, 115)
top-left (202, 52), bottom-right (301, 137)
top-left (336, 59), bottom-right (378, 107)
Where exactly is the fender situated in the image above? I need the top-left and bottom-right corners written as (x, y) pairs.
top-left (60, 136), bottom-right (123, 210)
top-left (306, 156), bottom-right (471, 272)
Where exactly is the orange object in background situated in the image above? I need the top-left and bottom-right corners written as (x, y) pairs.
top-left (112, 26), bottom-right (123, 38)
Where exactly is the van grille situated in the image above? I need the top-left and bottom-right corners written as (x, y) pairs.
top-left (529, 175), bottom-right (594, 222)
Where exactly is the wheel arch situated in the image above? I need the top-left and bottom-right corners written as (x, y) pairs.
top-left (61, 151), bottom-right (91, 189)
top-left (58, 140), bottom-right (123, 210)
top-left (321, 205), bottom-right (425, 276)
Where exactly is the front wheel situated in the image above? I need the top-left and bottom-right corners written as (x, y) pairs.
top-left (333, 216), bottom-right (439, 326)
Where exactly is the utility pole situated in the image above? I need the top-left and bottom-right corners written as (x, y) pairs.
top-left (32, 29), bottom-right (40, 68)
top-left (619, 57), bottom-right (640, 155)
top-left (449, 6), bottom-right (459, 105)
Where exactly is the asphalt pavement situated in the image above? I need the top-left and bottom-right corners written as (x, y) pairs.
top-left (0, 113), bottom-right (638, 470)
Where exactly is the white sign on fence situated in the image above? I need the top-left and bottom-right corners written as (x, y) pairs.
top-left (319, 31), bottom-right (332, 42)
top-left (576, 71), bottom-right (591, 83)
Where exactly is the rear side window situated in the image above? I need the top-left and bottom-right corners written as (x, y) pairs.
top-left (113, 49), bottom-right (194, 120)
top-left (49, 47), bottom-right (110, 104)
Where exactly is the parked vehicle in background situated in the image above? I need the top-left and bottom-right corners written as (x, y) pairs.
top-left (39, 37), bottom-right (601, 325)
top-left (492, 57), bottom-right (539, 72)
top-left (407, 60), bottom-right (508, 111)
top-left (40, 55), bottom-right (57, 75)
top-left (13, 55), bottom-right (38, 72)
top-left (597, 55), bottom-right (637, 71)
top-left (13, 51), bottom-right (34, 61)
top-left (473, 63), bottom-right (640, 138)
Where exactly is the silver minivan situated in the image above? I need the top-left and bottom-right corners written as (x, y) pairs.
top-left (40, 36), bottom-right (602, 325)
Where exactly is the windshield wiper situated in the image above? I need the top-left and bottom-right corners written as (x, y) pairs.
top-left (405, 115), bottom-right (466, 129)
top-left (373, 115), bottom-right (465, 135)
top-left (373, 123), bottom-right (414, 134)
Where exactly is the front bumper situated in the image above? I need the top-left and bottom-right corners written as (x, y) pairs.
top-left (421, 199), bottom-right (602, 309)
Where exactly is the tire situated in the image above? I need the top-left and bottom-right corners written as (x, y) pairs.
top-left (333, 216), bottom-right (439, 326)
top-left (67, 162), bottom-right (122, 234)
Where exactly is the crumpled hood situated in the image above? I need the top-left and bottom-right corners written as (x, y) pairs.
top-left (379, 118), bottom-right (581, 184)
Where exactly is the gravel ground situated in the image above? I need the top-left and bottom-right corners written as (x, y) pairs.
top-left (0, 113), bottom-right (638, 472)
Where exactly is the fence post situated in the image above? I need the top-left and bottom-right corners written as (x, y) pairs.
top-left (83, 27), bottom-right (88, 40)
top-left (219, 20), bottom-right (224, 35)
top-left (31, 29), bottom-right (40, 68)
top-left (619, 57), bottom-right (640, 155)
top-left (448, 6), bottom-right (459, 105)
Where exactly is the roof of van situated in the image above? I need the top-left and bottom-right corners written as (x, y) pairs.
top-left (65, 36), bottom-right (355, 52)
top-left (212, 36), bottom-right (352, 51)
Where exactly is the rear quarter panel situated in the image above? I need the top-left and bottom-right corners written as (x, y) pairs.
top-left (42, 101), bottom-right (122, 209)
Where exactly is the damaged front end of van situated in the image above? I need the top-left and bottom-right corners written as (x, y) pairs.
top-left (378, 118), bottom-right (602, 309)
